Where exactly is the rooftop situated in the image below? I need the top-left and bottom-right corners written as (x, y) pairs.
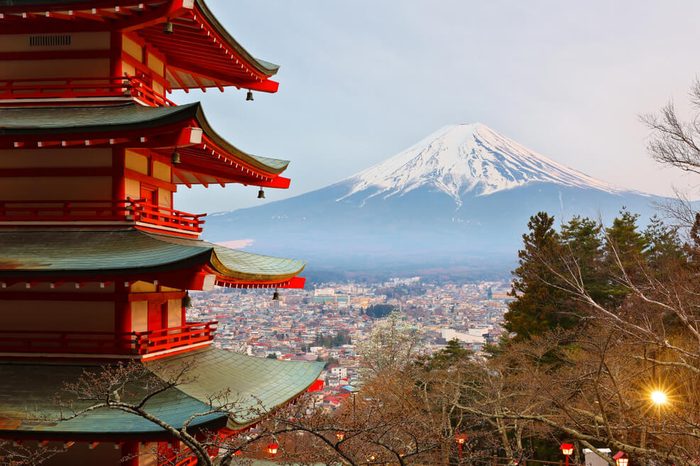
top-left (0, 347), bottom-right (323, 437)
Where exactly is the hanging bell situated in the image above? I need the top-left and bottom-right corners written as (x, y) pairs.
top-left (163, 21), bottom-right (174, 34)
top-left (272, 289), bottom-right (280, 301)
top-left (257, 187), bottom-right (265, 199)
top-left (171, 150), bottom-right (181, 165)
top-left (246, 90), bottom-right (254, 101)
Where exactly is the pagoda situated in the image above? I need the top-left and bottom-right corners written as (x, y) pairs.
top-left (0, 1), bottom-right (323, 464)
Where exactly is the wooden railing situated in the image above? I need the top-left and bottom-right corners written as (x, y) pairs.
top-left (0, 321), bottom-right (217, 356)
top-left (129, 198), bottom-right (206, 234)
top-left (133, 321), bottom-right (217, 355)
top-left (0, 199), bottom-right (206, 235)
top-left (0, 76), bottom-right (175, 107)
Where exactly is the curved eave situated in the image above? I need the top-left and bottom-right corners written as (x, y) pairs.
top-left (193, 0), bottom-right (279, 77)
top-left (146, 232), bottom-right (306, 287)
top-left (209, 247), bottom-right (304, 284)
top-left (0, 103), bottom-right (290, 177)
top-left (192, 104), bottom-right (289, 176)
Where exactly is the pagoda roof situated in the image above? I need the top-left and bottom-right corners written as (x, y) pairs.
top-left (0, 102), bottom-right (290, 177)
top-left (0, 347), bottom-right (324, 437)
top-left (0, 228), bottom-right (305, 287)
top-left (0, 0), bottom-right (280, 92)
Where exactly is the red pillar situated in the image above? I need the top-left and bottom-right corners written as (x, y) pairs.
top-left (115, 299), bottom-right (132, 352)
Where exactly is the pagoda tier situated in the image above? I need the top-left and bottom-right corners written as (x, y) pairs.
top-left (0, 229), bottom-right (305, 290)
top-left (0, 0), bottom-right (280, 94)
top-left (0, 103), bottom-right (291, 189)
top-left (0, 229), bottom-right (305, 360)
top-left (0, 347), bottom-right (323, 439)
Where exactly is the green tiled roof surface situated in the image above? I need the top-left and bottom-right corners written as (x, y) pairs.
top-left (148, 348), bottom-right (325, 427)
top-left (0, 103), bottom-right (198, 134)
top-left (0, 229), bottom-right (304, 281)
top-left (0, 360), bottom-right (223, 435)
top-left (0, 103), bottom-right (289, 174)
top-left (0, 349), bottom-right (322, 435)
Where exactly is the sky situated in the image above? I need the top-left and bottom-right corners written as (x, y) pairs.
top-left (174, 0), bottom-right (700, 213)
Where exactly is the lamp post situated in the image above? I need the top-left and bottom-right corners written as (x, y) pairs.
top-left (266, 442), bottom-right (279, 457)
top-left (613, 451), bottom-right (628, 466)
top-left (455, 433), bottom-right (468, 460)
top-left (649, 387), bottom-right (669, 450)
top-left (560, 443), bottom-right (574, 466)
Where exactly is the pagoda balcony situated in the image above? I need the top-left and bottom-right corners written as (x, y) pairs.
top-left (0, 321), bottom-right (218, 358)
top-left (0, 199), bottom-right (206, 236)
top-left (0, 76), bottom-right (175, 107)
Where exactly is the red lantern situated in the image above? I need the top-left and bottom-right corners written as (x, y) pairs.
top-left (613, 451), bottom-right (629, 466)
top-left (455, 433), bottom-right (468, 445)
top-left (455, 432), bottom-right (468, 459)
top-left (560, 443), bottom-right (574, 466)
top-left (267, 442), bottom-right (279, 456)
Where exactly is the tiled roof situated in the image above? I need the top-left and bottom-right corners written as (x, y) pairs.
top-left (0, 229), bottom-right (304, 282)
top-left (0, 103), bottom-right (289, 174)
top-left (149, 348), bottom-right (325, 428)
top-left (0, 348), bottom-right (323, 436)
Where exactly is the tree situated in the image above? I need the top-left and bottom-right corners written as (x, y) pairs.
top-left (504, 212), bottom-right (575, 340)
top-left (560, 216), bottom-right (608, 305)
top-left (357, 311), bottom-right (421, 377)
top-left (427, 338), bottom-right (471, 370)
top-left (365, 304), bottom-right (396, 319)
top-left (0, 442), bottom-right (64, 466)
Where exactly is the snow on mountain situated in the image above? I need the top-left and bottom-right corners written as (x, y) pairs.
top-left (339, 123), bottom-right (622, 206)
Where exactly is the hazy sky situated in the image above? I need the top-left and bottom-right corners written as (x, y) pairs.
top-left (174, 0), bottom-right (700, 213)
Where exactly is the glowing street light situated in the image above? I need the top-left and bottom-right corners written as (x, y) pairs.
top-left (650, 389), bottom-right (669, 407)
top-left (455, 432), bottom-right (468, 459)
top-left (266, 442), bottom-right (279, 456)
top-left (560, 443), bottom-right (574, 466)
top-left (613, 451), bottom-right (628, 466)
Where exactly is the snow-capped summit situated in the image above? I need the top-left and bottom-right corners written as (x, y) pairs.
top-left (340, 123), bottom-right (619, 206)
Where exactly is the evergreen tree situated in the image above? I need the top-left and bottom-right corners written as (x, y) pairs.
top-left (504, 212), bottom-right (575, 340)
top-left (604, 209), bottom-right (649, 269)
top-left (603, 209), bottom-right (649, 305)
top-left (643, 215), bottom-right (683, 269)
top-left (428, 338), bottom-right (471, 369)
top-left (560, 216), bottom-right (607, 305)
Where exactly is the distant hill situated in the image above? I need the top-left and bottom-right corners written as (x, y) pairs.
top-left (203, 123), bottom-right (669, 279)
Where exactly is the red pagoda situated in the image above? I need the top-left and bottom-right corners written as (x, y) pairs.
top-left (0, 1), bottom-right (323, 464)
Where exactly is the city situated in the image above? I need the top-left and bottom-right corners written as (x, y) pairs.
top-left (189, 278), bottom-right (512, 410)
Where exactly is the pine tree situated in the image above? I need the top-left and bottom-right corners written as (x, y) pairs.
top-left (504, 212), bottom-right (575, 340)
top-left (605, 209), bottom-right (648, 269)
top-left (560, 216), bottom-right (609, 306)
top-left (603, 209), bottom-right (649, 305)
top-left (643, 215), bottom-right (683, 269)
top-left (427, 338), bottom-right (471, 369)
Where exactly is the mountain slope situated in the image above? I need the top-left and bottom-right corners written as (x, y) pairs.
top-left (203, 124), bottom-right (665, 277)
top-left (340, 123), bottom-right (622, 205)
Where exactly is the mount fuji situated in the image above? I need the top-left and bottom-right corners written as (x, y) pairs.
top-left (203, 124), bottom-right (665, 278)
